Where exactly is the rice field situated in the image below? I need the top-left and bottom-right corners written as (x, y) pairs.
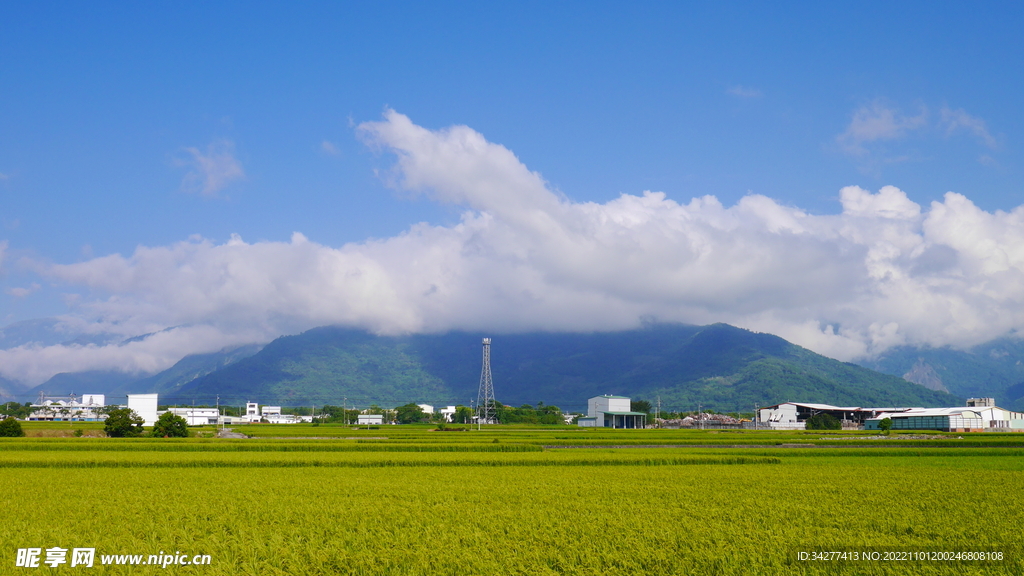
top-left (2, 426), bottom-right (1022, 575)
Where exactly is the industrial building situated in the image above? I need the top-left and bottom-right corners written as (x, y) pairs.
top-left (577, 395), bottom-right (647, 428)
top-left (357, 414), bottom-right (384, 425)
top-left (127, 394), bottom-right (159, 427)
top-left (758, 402), bottom-right (911, 430)
top-left (864, 399), bottom-right (1024, 432)
top-left (166, 407), bottom-right (221, 426)
top-left (26, 393), bottom-right (106, 421)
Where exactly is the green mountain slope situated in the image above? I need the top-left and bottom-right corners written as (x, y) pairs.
top-left (861, 337), bottom-right (1024, 410)
top-left (183, 323), bottom-right (958, 412)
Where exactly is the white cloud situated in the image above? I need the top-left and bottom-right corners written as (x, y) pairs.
top-left (6, 283), bottom-right (40, 298)
top-left (727, 86), bottom-right (762, 98)
top-left (321, 140), bottom-right (342, 156)
top-left (940, 106), bottom-right (998, 149)
top-left (0, 172), bottom-right (9, 180)
top-left (6, 111), bottom-right (1024, 384)
top-left (836, 101), bottom-right (928, 155)
top-left (178, 140), bottom-right (245, 196)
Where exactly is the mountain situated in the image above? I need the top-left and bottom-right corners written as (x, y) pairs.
top-left (0, 318), bottom-right (80, 349)
top-left (181, 323), bottom-right (958, 412)
top-left (860, 337), bottom-right (1024, 411)
top-left (24, 344), bottom-right (263, 403)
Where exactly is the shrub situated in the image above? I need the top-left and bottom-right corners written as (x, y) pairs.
top-left (879, 417), bottom-right (893, 434)
top-left (151, 412), bottom-right (189, 438)
top-left (805, 413), bottom-right (841, 430)
top-left (104, 408), bottom-right (145, 438)
top-left (0, 417), bottom-right (25, 437)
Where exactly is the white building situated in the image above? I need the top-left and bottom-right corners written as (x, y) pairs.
top-left (417, 404), bottom-right (434, 414)
top-left (246, 402), bottom-right (261, 422)
top-left (166, 407), bottom-right (220, 426)
top-left (865, 402), bottom-right (1024, 432)
top-left (758, 402), bottom-right (910, 430)
top-left (438, 406), bottom-right (456, 423)
top-left (81, 394), bottom-right (105, 408)
top-left (127, 394), bottom-right (159, 427)
top-left (357, 414), bottom-right (384, 426)
top-left (27, 394), bottom-right (106, 422)
top-left (577, 395), bottom-right (646, 428)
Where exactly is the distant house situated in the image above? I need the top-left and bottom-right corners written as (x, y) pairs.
top-left (417, 404), bottom-right (434, 414)
top-left (577, 395), bottom-right (647, 429)
top-left (358, 414), bottom-right (384, 426)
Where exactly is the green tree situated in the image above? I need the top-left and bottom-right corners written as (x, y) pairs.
top-left (878, 417), bottom-right (893, 434)
top-left (631, 400), bottom-right (653, 414)
top-left (805, 413), bottom-right (841, 430)
top-left (395, 403), bottom-right (426, 424)
top-left (0, 416), bottom-right (25, 437)
top-left (151, 412), bottom-right (189, 438)
top-left (454, 405), bottom-right (474, 424)
top-left (104, 408), bottom-right (145, 438)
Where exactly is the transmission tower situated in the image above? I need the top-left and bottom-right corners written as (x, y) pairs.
top-left (476, 338), bottom-right (497, 425)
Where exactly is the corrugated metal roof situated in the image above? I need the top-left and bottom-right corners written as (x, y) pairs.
top-left (867, 407), bottom-right (983, 420)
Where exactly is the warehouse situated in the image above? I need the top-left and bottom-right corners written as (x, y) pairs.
top-left (758, 402), bottom-right (909, 430)
top-left (577, 395), bottom-right (647, 429)
top-left (865, 399), bottom-right (1024, 432)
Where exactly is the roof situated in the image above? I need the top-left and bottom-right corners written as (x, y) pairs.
top-left (764, 402), bottom-right (916, 413)
top-left (601, 411), bottom-right (648, 416)
top-left (592, 395), bottom-right (630, 400)
top-left (866, 407), bottom-right (984, 420)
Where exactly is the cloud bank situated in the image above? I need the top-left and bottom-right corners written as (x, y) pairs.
top-left (4, 110), bottom-right (1024, 384)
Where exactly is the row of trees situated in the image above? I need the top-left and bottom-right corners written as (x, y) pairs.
top-left (104, 409), bottom-right (189, 438)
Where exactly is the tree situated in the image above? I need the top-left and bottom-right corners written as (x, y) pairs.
top-left (104, 408), bottom-right (145, 438)
top-left (631, 400), bottom-right (653, 414)
top-left (454, 405), bottom-right (474, 424)
top-left (395, 403), bottom-right (426, 424)
top-left (0, 416), bottom-right (25, 437)
top-left (878, 417), bottom-right (893, 434)
top-left (151, 412), bottom-right (189, 438)
top-left (805, 413), bottom-right (841, 430)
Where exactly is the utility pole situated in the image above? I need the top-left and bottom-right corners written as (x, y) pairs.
top-left (754, 403), bottom-right (759, 431)
top-left (343, 397), bottom-right (348, 426)
top-left (656, 396), bottom-right (661, 426)
top-left (699, 403), bottom-right (703, 430)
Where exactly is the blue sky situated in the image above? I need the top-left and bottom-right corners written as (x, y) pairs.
top-left (2, 2), bottom-right (1024, 383)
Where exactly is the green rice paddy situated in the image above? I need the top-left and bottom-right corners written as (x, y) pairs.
top-left (2, 425), bottom-right (1022, 575)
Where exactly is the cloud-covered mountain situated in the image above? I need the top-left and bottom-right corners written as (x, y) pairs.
top-left (173, 323), bottom-right (956, 413)
top-left (3, 111), bottom-right (1024, 385)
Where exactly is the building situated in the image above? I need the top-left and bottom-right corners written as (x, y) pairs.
top-left (417, 404), bottom-right (434, 414)
top-left (246, 402), bottom-right (261, 423)
top-left (865, 401), bottom-right (1024, 432)
top-left (127, 394), bottom-right (159, 427)
top-left (357, 414), bottom-right (384, 425)
top-left (166, 407), bottom-right (220, 426)
top-left (577, 395), bottom-right (647, 428)
top-left (27, 394), bottom-right (106, 422)
top-left (438, 406), bottom-right (456, 423)
top-left (758, 402), bottom-right (912, 430)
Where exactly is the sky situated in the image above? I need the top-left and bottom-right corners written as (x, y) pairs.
top-left (2, 1), bottom-right (1024, 385)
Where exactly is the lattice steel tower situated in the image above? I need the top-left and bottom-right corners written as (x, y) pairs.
top-left (476, 338), bottom-right (497, 425)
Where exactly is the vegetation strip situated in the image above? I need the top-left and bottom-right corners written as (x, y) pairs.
top-left (0, 456), bottom-right (780, 468)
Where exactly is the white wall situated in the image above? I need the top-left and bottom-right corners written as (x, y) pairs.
top-left (127, 394), bottom-right (159, 427)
